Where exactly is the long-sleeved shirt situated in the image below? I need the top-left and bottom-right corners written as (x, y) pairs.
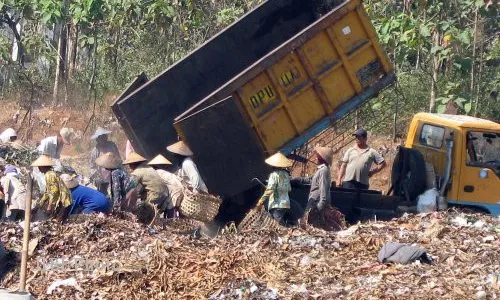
top-left (38, 136), bottom-right (62, 159)
top-left (178, 157), bottom-right (208, 193)
top-left (110, 169), bottom-right (132, 209)
top-left (131, 166), bottom-right (172, 211)
top-left (69, 185), bottom-right (111, 215)
top-left (259, 170), bottom-right (291, 210)
top-left (1, 173), bottom-right (27, 210)
top-left (39, 171), bottom-right (72, 216)
top-left (90, 140), bottom-right (121, 182)
top-left (156, 169), bottom-right (184, 207)
top-left (293, 164), bottom-right (331, 211)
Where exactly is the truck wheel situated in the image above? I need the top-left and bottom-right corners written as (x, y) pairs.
top-left (391, 147), bottom-right (427, 202)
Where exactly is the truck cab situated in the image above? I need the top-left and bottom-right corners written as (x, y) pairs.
top-left (406, 113), bottom-right (500, 215)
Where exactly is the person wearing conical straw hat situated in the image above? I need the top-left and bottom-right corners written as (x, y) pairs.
top-left (292, 146), bottom-right (345, 231)
top-left (166, 141), bottom-right (208, 193)
top-left (256, 152), bottom-right (293, 225)
top-left (293, 146), bottom-right (335, 212)
top-left (148, 154), bottom-right (183, 218)
top-left (90, 127), bottom-right (121, 194)
top-left (31, 155), bottom-right (73, 222)
top-left (123, 152), bottom-right (173, 222)
top-left (60, 174), bottom-right (111, 215)
top-left (95, 152), bottom-right (134, 212)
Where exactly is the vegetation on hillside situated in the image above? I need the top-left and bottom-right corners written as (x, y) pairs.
top-left (0, 0), bottom-right (498, 132)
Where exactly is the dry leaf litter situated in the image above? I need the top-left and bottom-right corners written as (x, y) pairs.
top-left (0, 211), bottom-right (498, 299)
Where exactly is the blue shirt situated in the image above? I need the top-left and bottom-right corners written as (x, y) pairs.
top-left (69, 185), bottom-right (111, 215)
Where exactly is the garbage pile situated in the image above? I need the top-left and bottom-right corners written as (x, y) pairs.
top-left (0, 211), bottom-right (498, 299)
top-left (0, 143), bottom-right (39, 167)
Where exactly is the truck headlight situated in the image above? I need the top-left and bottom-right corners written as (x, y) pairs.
top-left (479, 169), bottom-right (488, 179)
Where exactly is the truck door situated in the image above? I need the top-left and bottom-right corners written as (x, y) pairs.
top-left (456, 130), bottom-right (500, 213)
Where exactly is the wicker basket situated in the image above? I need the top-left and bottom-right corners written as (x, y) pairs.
top-left (238, 206), bottom-right (281, 231)
top-left (179, 188), bottom-right (222, 222)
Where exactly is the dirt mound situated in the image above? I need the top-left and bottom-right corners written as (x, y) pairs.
top-left (0, 211), bottom-right (498, 299)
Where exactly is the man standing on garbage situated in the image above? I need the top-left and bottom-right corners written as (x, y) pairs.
top-left (336, 129), bottom-right (386, 190)
top-left (166, 141), bottom-right (208, 193)
top-left (89, 127), bottom-right (121, 193)
top-left (31, 155), bottom-right (73, 222)
top-left (293, 147), bottom-right (334, 211)
top-left (122, 153), bottom-right (173, 223)
top-left (292, 147), bottom-right (345, 230)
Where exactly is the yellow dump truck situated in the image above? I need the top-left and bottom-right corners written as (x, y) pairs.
top-left (406, 113), bottom-right (500, 215)
top-left (174, 0), bottom-right (395, 198)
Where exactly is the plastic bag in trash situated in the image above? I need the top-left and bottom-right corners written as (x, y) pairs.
top-left (417, 188), bottom-right (439, 213)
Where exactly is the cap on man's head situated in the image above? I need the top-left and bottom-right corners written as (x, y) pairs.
top-left (353, 128), bottom-right (368, 138)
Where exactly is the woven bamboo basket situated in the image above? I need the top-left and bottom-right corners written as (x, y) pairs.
top-left (179, 188), bottom-right (222, 222)
top-left (238, 206), bottom-right (281, 231)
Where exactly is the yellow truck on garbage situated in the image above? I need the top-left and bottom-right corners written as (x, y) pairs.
top-left (405, 113), bottom-right (500, 216)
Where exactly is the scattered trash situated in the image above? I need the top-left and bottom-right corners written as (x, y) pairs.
top-left (377, 242), bottom-right (433, 265)
top-left (28, 238), bottom-right (39, 256)
top-left (47, 278), bottom-right (83, 295)
top-left (482, 235), bottom-right (495, 242)
top-left (0, 212), bottom-right (498, 298)
top-left (473, 220), bottom-right (485, 229)
top-left (290, 283), bottom-right (308, 294)
top-left (475, 290), bottom-right (487, 300)
top-left (337, 224), bottom-right (359, 238)
top-left (416, 188), bottom-right (439, 213)
top-left (452, 216), bottom-right (469, 227)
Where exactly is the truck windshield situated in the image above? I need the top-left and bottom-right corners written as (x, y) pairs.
top-left (466, 131), bottom-right (500, 176)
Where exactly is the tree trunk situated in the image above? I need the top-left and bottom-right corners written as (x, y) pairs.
top-left (429, 30), bottom-right (440, 113)
top-left (469, 8), bottom-right (478, 116)
top-left (67, 24), bottom-right (79, 80)
top-left (1, 10), bottom-right (25, 66)
top-left (113, 28), bottom-right (120, 77)
top-left (52, 0), bottom-right (69, 106)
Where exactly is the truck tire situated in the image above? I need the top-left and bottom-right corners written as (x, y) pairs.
top-left (391, 147), bottom-right (427, 202)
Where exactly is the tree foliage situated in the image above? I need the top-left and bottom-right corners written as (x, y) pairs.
top-left (0, 0), bottom-right (498, 126)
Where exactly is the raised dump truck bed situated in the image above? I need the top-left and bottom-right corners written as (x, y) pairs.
top-left (174, 0), bottom-right (395, 197)
top-left (112, 0), bottom-right (345, 157)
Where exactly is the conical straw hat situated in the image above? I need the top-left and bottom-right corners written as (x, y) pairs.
top-left (166, 141), bottom-right (193, 156)
top-left (91, 127), bottom-right (112, 139)
top-left (31, 155), bottom-right (54, 167)
top-left (60, 174), bottom-right (79, 189)
top-left (148, 154), bottom-right (172, 166)
top-left (315, 146), bottom-right (334, 165)
top-left (122, 152), bottom-right (147, 165)
top-left (96, 152), bottom-right (122, 169)
top-left (265, 152), bottom-right (293, 168)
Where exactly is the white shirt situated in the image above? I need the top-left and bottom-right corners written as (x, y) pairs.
top-left (178, 157), bottom-right (208, 193)
top-left (38, 136), bottom-right (61, 159)
top-left (1, 173), bottom-right (27, 210)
